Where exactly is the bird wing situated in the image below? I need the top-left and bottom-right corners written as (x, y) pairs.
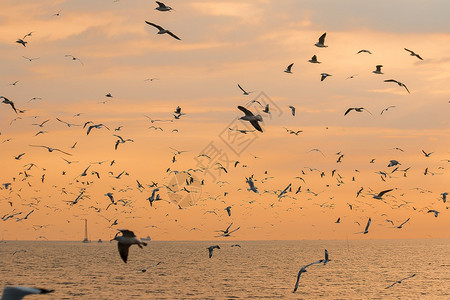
top-left (318, 32), bottom-right (326, 44)
top-left (293, 269), bottom-right (304, 293)
top-left (401, 83), bottom-right (410, 93)
top-left (237, 105), bottom-right (254, 116)
top-left (364, 218), bottom-right (371, 232)
top-left (118, 243), bottom-right (130, 263)
top-left (119, 229), bottom-right (136, 237)
top-left (237, 84), bottom-right (247, 93)
top-left (399, 218), bottom-right (410, 227)
top-left (378, 189), bottom-right (393, 197)
top-left (167, 31), bottom-right (181, 40)
top-left (384, 79), bottom-right (397, 83)
top-left (344, 108), bottom-right (354, 116)
top-left (404, 48), bottom-right (413, 54)
top-left (250, 120), bottom-right (263, 132)
top-left (156, 1), bottom-right (166, 8)
top-left (54, 148), bottom-right (72, 156)
top-left (145, 21), bottom-right (163, 31)
top-left (286, 63), bottom-right (294, 71)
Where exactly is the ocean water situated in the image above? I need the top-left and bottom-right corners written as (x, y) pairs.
top-left (0, 239), bottom-right (449, 299)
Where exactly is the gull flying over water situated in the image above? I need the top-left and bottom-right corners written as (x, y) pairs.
top-left (237, 106), bottom-right (263, 132)
top-left (293, 259), bottom-right (324, 293)
top-left (385, 274), bottom-right (416, 289)
top-left (355, 217), bottom-right (371, 234)
top-left (384, 79), bottom-right (410, 93)
top-left (112, 229), bottom-right (148, 263)
top-left (145, 21), bottom-right (181, 40)
top-left (1, 286), bottom-right (54, 299)
top-left (207, 245), bottom-right (220, 258)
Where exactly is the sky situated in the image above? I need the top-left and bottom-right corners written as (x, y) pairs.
top-left (0, 0), bottom-right (449, 241)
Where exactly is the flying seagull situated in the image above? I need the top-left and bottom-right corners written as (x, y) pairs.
top-left (395, 218), bottom-right (410, 229)
top-left (404, 48), bottom-right (423, 60)
top-left (288, 105), bottom-right (296, 116)
top-left (373, 65), bottom-right (383, 74)
top-left (384, 79), bottom-right (410, 93)
top-left (284, 63), bottom-right (294, 73)
top-left (323, 249), bottom-right (331, 265)
top-left (315, 33), bottom-right (328, 48)
top-left (1, 286), bottom-right (54, 299)
top-left (155, 1), bottom-right (173, 11)
top-left (308, 55), bottom-right (321, 63)
top-left (355, 217), bottom-right (371, 234)
top-left (292, 260), bottom-right (324, 293)
top-left (385, 274), bottom-right (416, 289)
top-left (237, 106), bottom-right (263, 132)
top-left (373, 189), bottom-right (393, 199)
top-left (29, 145), bottom-right (72, 156)
top-left (380, 106), bottom-right (396, 115)
top-left (357, 49), bottom-right (372, 54)
top-left (422, 150), bottom-right (433, 157)
top-left (1, 96), bottom-right (18, 113)
top-left (207, 245), bottom-right (220, 258)
top-left (320, 73), bottom-right (331, 81)
top-left (112, 229), bottom-right (147, 263)
top-left (145, 21), bottom-right (181, 40)
top-left (344, 107), bottom-right (372, 116)
top-left (237, 84), bottom-right (254, 95)
top-left (65, 55), bottom-right (83, 65)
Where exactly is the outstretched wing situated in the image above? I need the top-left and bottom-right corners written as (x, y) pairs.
top-left (318, 32), bottom-right (326, 44)
top-left (145, 21), bottom-right (163, 31)
top-left (118, 243), bottom-right (130, 263)
top-left (237, 105), bottom-right (254, 117)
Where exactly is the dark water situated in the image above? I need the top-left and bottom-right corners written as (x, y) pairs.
top-left (1, 239), bottom-right (449, 299)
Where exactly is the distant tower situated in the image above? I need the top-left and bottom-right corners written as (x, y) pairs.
top-left (82, 219), bottom-right (89, 243)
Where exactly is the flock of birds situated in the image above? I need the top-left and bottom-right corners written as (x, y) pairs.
top-left (1, 1), bottom-right (449, 298)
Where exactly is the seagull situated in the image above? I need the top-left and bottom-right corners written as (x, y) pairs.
top-left (112, 229), bottom-right (147, 263)
top-left (357, 49), bottom-right (372, 54)
top-left (355, 217), bottom-right (371, 234)
top-left (225, 206), bottom-right (232, 216)
top-left (292, 260), bottom-right (324, 293)
top-left (320, 73), bottom-right (332, 81)
top-left (427, 210), bottom-right (439, 218)
top-left (237, 84), bottom-right (254, 95)
top-left (385, 274), bottom-right (416, 289)
top-left (1, 96), bottom-right (18, 113)
top-left (404, 48), bottom-right (423, 60)
top-left (421, 150), bottom-right (433, 157)
top-left (207, 245), bottom-right (220, 258)
top-left (237, 106), bottom-right (263, 132)
top-left (29, 145), bottom-right (72, 156)
top-left (388, 160), bottom-right (400, 167)
top-left (16, 39), bottom-right (27, 47)
top-left (288, 105), bottom-right (296, 116)
top-left (246, 176), bottom-right (258, 193)
top-left (335, 217), bottom-right (340, 224)
top-left (323, 249), bottom-right (331, 265)
top-left (65, 55), bottom-right (84, 65)
top-left (155, 1), bottom-right (173, 11)
top-left (344, 107), bottom-right (372, 116)
top-left (308, 55), bottom-right (321, 63)
top-left (145, 21), bottom-right (181, 40)
top-left (314, 33), bottom-right (328, 48)
top-left (380, 106), bottom-right (396, 115)
top-left (395, 218), bottom-right (410, 229)
top-left (262, 104), bottom-right (270, 114)
top-left (86, 124), bottom-right (110, 135)
top-left (22, 56), bottom-right (40, 62)
top-left (284, 63), bottom-right (294, 73)
top-left (441, 192), bottom-right (448, 203)
top-left (384, 79), bottom-right (410, 93)
top-left (373, 65), bottom-right (383, 74)
top-left (373, 189), bottom-right (393, 199)
top-left (1, 286), bottom-right (54, 299)
top-left (56, 118), bottom-right (81, 127)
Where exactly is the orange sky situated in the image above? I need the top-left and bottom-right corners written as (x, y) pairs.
top-left (0, 0), bottom-right (449, 241)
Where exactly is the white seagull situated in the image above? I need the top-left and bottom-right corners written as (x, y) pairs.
top-left (112, 229), bottom-right (148, 263)
top-left (384, 79), bottom-right (410, 93)
top-left (1, 286), bottom-right (54, 299)
top-left (145, 21), bottom-right (181, 40)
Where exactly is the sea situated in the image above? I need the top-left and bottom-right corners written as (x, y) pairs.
top-left (1, 239), bottom-right (449, 299)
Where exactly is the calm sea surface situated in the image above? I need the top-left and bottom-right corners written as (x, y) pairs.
top-left (1, 239), bottom-right (449, 299)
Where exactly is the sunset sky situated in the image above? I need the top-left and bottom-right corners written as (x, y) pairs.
top-left (1, 0), bottom-right (449, 241)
